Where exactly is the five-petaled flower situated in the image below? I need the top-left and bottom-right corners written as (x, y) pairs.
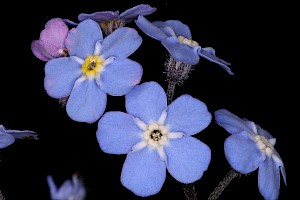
top-left (31, 18), bottom-right (69, 61)
top-left (44, 19), bottom-right (143, 123)
top-left (96, 81), bottom-right (212, 197)
top-left (135, 15), bottom-right (234, 75)
top-left (0, 125), bottom-right (38, 149)
top-left (78, 4), bottom-right (157, 35)
top-left (47, 174), bottom-right (86, 200)
top-left (214, 109), bottom-right (287, 200)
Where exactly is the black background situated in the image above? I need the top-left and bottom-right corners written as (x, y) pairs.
top-left (0, 0), bottom-right (291, 199)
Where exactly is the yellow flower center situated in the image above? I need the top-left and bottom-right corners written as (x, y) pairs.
top-left (82, 55), bottom-right (104, 78)
top-left (178, 36), bottom-right (199, 47)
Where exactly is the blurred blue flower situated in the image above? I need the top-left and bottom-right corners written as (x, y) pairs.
top-left (214, 109), bottom-right (287, 200)
top-left (44, 19), bottom-right (143, 123)
top-left (0, 125), bottom-right (37, 149)
top-left (96, 81), bottom-right (212, 197)
top-left (47, 174), bottom-right (86, 200)
top-left (135, 15), bottom-right (234, 75)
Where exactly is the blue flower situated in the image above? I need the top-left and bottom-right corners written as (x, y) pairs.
top-left (214, 109), bottom-right (287, 200)
top-left (47, 174), bottom-right (86, 200)
top-left (78, 4), bottom-right (157, 24)
top-left (135, 15), bottom-right (234, 75)
top-left (0, 125), bottom-right (37, 149)
top-left (96, 81), bottom-right (212, 197)
top-left (44, 19), bottom-right (143, 123)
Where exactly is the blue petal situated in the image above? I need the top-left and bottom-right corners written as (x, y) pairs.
top-left (0, 125), bottom-right (37, 140)
top-left (135, 15), bottom-right (168, 41)
top-left (125, 81), bottom-right (167, 124)
top-left (165, 95), bottom-right (211, 136)
top-left (121, 147), bottom-right (166, 197)
top-left (165, 137), bottom-right (211, 183)
top-left (0, 132), bottom-right (15, 149)
top-left (100, 59), bottom-right (143, 96)
top-left (96, 111), bottom-right (142, 154)
top-left (258, 157), bottom-right (280, 200)
top-left (214, 109), bottom-right (254, 135)
top-left (66, 79), bottom-right (107, 123)
top-left (120, 4), bottom-right (157, 22)
top-left (161, 36), bottom-right (200, 65)
top-left (224, 131), bottom-right (261, 174)
top-left (153, 20), bottom-right (192, 39)
top-left (198, 47), bottom-right (234, 75)
top-left (44, 57), bottom-right (82, 98)
top-left (65, 19), bottom-right (103, 59)
top-left (100, 27), bottom-right (142, 60)
top-left (78, 11), bottom-right (119, 22)
top-left (6, 129), bottom-right (38, 140)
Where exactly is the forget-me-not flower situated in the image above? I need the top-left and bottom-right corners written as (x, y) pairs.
top-left (78, 4), bottom-right (156, 35)
top-left (47, 174), bottom-right (86, 200)
top-left (214, 109), bottom-right (287, 200)
top-left (31, 18), bottom-right (69, 61)
top-left (135, 15), bottom-right (234, 75)
top-left (44, 19), bottom-right (143, 123)
top-left (0, 125), bottom-right (37, 149)
top-left (96, 81), bottom-right (212, 197)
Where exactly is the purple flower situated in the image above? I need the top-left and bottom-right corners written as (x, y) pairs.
top-left (135, 15), bottom-right (234, 75)
top-left (44, 19), bottom-right (143, 123)
top-left (214, 109), bottom-right (287, 200)
top-left (96, 81), bottom-right (211, 197)
top-left (31, 18), bottom-right (69, 61)
top-left (0, 125), bottom-right (37, 149)
top-left (47, 174), bottom-right (86, 200)
top-left (78, 4), bottom-right (157, 24)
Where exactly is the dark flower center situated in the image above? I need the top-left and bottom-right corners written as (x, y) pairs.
top-left (87, 61), bottom-right (96, 70)
top-left (150, 130), bottom-right (163, 141)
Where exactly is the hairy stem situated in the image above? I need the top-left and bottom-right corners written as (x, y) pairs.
top-left (208, 169), bottom-right (240, 200)
top-left (164, 55), bottom-right (196, 199)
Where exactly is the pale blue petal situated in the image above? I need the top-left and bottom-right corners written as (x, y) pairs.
top-left (100, 59), bottom-right (143, 96)
top-left (47, 176), bottom-right (58, 199)
top-left (161, 36), bottom-right (200, 65)
top-left (214, 109), bottom-right (254, 135)
top-left (120, 4), bottom-right (157, 22)
top-left (96, 111), bottom-right (142, 154)
top-left (0, 125), bottom-right (37, 140)
top-left (272, 150), bottom-right (287, 186)
top-left (125, 81), bottom-right (167, 124)
top-left (65, 19), bottom-right (103, 58)
top-left (224, 131), bottom-right (261, 174)
top-left (100, 27), bottom-right (142, 60)
top-left (78, 11), bottom-right (119, 22)
top-left (135, 15), bottom-right (168, 41)
top-left (198, 47), bottom-right (234, 75)
top-left (165, 137), bottom-right (211, 183)
top-left (0, 132), bottom-right (15, 149)
top-left (153, 20), bottom-right (192, 39)
top-left (258, 157), bottom-right (280, 200)
top-left (121, 147), bottom-right (166, 197)
top-left (66, 79), bottom-right (107, 123)
top-left (6, 129), bottom-right (38, 140)
top-left (165, 95), bottom-right (211, 136)
top-left (44, 57), bottom-right (82, 98)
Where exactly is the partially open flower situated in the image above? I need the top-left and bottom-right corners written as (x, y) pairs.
top-left (31, 18), bottom-right (69, 61)
top-left (214, 109), bottom-right (287, 200)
